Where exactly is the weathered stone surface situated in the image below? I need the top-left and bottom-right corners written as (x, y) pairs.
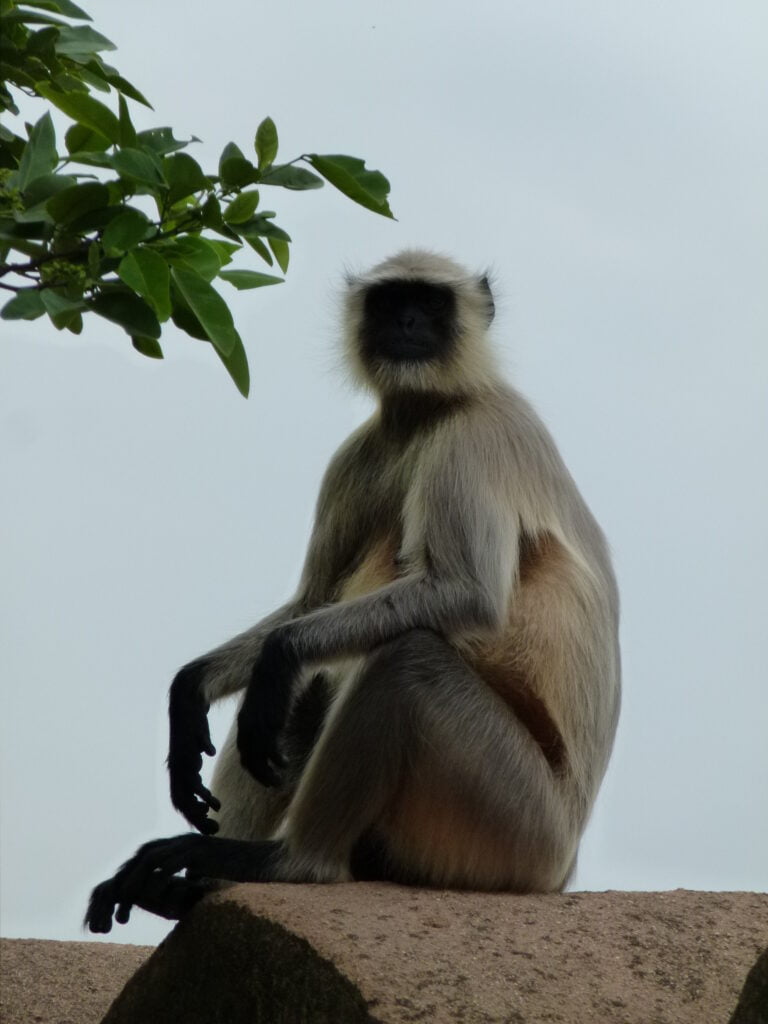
top-left (0, 937), bottom-right (152, 1024)
top-left (105, 887), bottom-right (767, 1023)
top-left (3, 889), bottom-right (766, 1024)
top-left (729, 946), bottom-right (768, 1024)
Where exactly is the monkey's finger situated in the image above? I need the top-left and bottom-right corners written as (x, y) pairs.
top-left (196, 708), bottom-right (216, 754)
top-left (196, 813), bottom-right (219, 836)
top-left (84, 880), bottom-right (117, 934)
top-left (118, 836), bottom-right (204, 898)
top-left (185, 794), bottom-right (219, 834)
top-left (115, 901), bottom-right (133, 925)
top-left (182, 803), bottom-right (217, 835)
top-left (194, 781), bottom-right (221, 812)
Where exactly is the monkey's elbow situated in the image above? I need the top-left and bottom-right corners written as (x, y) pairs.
top-left (458, 584), bottom-right (506, 633)
top-left (477, 593), bottom-right (507, 631)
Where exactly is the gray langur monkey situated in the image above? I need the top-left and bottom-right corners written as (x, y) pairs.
top-left (86, 249), bottom-right (621, 933)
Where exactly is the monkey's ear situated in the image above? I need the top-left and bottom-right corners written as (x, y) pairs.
top-left (343, 271), bottom-right (358, 288)
top-left (479, 275), bottom-right (495, 323)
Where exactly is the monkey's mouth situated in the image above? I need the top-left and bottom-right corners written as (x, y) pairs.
top-left (384, 343), bottom-right (431, 362)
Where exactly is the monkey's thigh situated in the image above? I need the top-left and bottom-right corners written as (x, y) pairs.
top-left (293, 629), bottom-right (573, 892)
top-left (210, 671), bottom-right (332, 840)
top-left (209, 716), bottom-right (290, 840)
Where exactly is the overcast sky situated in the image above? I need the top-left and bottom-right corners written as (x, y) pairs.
top-left (1, 0), bottom-right (766, 947)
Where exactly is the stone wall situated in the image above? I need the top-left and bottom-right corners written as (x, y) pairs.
top-left (2, 888), bottom-right (766, 1023)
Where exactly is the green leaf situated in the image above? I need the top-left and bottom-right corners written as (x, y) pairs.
top-left (91, 289), bottom-right (161, 339)
top-left (132, 335), bottom-right (164, 359)
top-left (118, 248), bottom-right (171, 321)
top-left (23, 173), bottom-right (76, 205)
top-left (104, 71), bottom-right (152, 109)
top-left (76, 66), bottom-right (111, 93)
top-left (239, 216), bottom-right (291, 243)
top-left (88, 240), bottom-right (100, 277)
top-left (268, 238), bottom-right (289, 274)
top-left (47, 181), bottom-right (109, 225)
top-left (17, 112), bottom-right (58, 190)
top-left (305, 154), bottom-right (394, 218)
top-left (219, 141), bottom-right (245, 169)
top-left (170, 290), bottom-right (209, 341)
top-left (1, 289), bottom-right (46, 320)
top-left (36, 83), bottom-right (121, 144)
top-left (26, 25), bottom-right (60, 61)
top-left (41, 289), bottom-right (86, 330)
top-left (102, 208), bottom-right (152, 254)
top-left (12, 201), bottom-right (54, 225)
top-left (206, 239), bottom-right (239, 267)
top-left (64, 312), bottom-right (83, 334)
top-left (219, 142), bottom-right (256, 188)
top-left (163, 152), bottom-right (209, 204)
top-left (40, 290), bottom-right (84, 316)
top-left (2, 9), bottom-right (65, 24)
top-left (245, 234), bottom-right (273, 266)
top-left (118, 94), bottom-right (136, 147)
top-left (163, 236), bottom-right (222, 282)
top-left (218, 270), bottom-right (283, 290)
top-left (23, 0), bottom-right (92, 20)
top-left (223, 190), bottom-right (260, 224)
top-left (66, 203), bottom-right (127, 235)
top-left (259, 165), bottom-right (323, 191)
top-left (50, 72), bottom-right (88, 92)
top-left (255, 117), bottom-right (278, 170)
top-left (0, 226), bottom-right (46, 259)
top-left (137, 127), bottom-right (191, 155)
top-left (54, 25), bottom-right (115, 55)
top-left (201, 195), bottom-right (222, 229)
top-left (110, 147), bottom-right (165, 187)
top-left (213, 327), bottom-right (250, 397)
top-left (170, 267), bottom-right (240, 356)
top-left (65, 122), bottom-right (110, 154)
top-left (62, 149), bottom-right (112, 169)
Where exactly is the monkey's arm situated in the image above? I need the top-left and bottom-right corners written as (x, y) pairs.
top-left (168, 600), bottom-right (300, 833)
top-left (168, 427), bottom-right (379, 828)
top-left (238, 444), bottom-right (520, 785)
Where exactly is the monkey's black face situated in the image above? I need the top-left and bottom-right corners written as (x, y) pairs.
top-left (361, 280), bottom-right (458, 364)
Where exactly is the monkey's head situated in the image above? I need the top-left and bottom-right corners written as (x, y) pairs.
top-left (343, 250), bottom-right (497, 398)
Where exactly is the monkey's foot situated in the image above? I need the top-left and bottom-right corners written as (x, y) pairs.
top-left (84, 835), bottom-right (283, 932)
top-left (85, 870), bottom-right (214, 933)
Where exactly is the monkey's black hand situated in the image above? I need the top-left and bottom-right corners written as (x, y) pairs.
top-left (84, 835), bottom-right (219, 933)
top-left (237, 629), bottom-right (299, 788)
top-left (168, 662), bottom-right (221, 835)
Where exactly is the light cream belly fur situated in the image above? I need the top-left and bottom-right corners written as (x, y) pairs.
top-left (337, 532), bottom-right (570, 774)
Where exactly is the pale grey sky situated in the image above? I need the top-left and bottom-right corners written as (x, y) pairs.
top-left (1, 0), bottom-right (766, 946)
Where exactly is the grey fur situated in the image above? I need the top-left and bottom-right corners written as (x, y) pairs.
top-left (187, 250), bottom-right (621, 891)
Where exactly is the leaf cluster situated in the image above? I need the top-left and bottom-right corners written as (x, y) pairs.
top-left (0, 0), bottom-right (394, 395)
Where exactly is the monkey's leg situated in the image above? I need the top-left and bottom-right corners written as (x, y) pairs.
top-left (84, 676), bottom-right (335, 934)
top-left (276, 629), bottom-right (575, 891)
top-left (85, 865), bottom-right (220, 933)
top-left (210, 672), bottom-right (332, 841)
top-left (85, 635), bottom-right (574, 932)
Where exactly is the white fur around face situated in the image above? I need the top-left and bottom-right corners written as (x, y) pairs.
top-left (342, 249), bottom-right (499, 398)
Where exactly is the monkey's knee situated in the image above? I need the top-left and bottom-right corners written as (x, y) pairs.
top-left (366, 628), bottom-right (453, 683)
